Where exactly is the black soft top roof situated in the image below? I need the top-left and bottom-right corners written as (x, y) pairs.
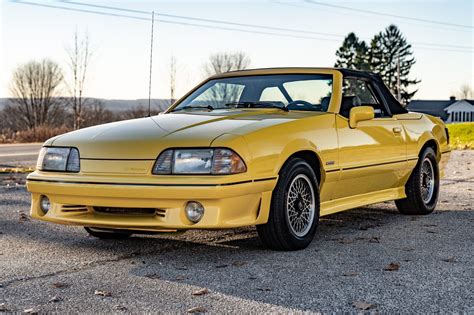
top-left (337, 68), bottom-right (408, 115)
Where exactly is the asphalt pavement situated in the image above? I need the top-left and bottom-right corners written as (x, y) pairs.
top-left (0, 151), bottom-right (472, 313)
top-left (0, 143), bottom-right (42, 168)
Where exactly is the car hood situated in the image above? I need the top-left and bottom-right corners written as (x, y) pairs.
top-left (51, 109), bottom-right (322, 159)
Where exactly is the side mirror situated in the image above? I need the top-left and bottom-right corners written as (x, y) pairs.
top-left (349, 106), bottom-right (375, 128)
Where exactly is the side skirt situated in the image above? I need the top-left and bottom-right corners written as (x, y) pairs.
top-left (320, 187), bottom-right (406, 217)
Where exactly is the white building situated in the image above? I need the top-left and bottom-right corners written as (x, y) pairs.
top-left (445, 100), bottom-right (474, 123)
top-left (407, 97), bottom-right (474, 123)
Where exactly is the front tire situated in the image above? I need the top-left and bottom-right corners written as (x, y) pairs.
top-left (395, 147), bottom-right (439, 215)
top-left (84, 227), bottom-right (132, 239)
top-left (257, 158), bottom-right (320, 251)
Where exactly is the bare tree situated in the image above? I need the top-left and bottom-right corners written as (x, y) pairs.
top-left (458, 84), bottom-right (473, 99)
top-left (66, 31), bottom-right (93, 129)
top-left (203, 51), bottom-right (251, 76)
top-left (118, 105), bottom-right (161, 120)
top-left (8, 59), bottom-right (65, 130)
top-left (169, 56), bottom-right (177, 104)
top-left (81, 100), bottom-right (117, 127)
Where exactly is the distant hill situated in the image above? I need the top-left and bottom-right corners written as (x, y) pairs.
top-left (0, 98), bottom-right (172, 112)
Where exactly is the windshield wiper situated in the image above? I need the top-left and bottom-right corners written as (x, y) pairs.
top-left (173, 105), bottom-right (214, 112)
top-left (225, 101), bottom-right (289, 112)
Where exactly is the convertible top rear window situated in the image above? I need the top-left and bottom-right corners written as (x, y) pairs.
top-left (172, 74), bottom-right (333, 112)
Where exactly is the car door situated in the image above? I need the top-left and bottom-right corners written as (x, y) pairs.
top-left (332, 78), bottom-right (407, 200)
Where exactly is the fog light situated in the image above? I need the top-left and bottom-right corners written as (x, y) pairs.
top-left (185, 201), bottom-right (204, 223)
top-left (40, 195), bottom-right (50, 213)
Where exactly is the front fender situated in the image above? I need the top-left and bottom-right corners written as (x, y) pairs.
top-left (274, 139), bottom-right (320, 174)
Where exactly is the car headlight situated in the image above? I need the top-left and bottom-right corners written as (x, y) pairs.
top-left (37, 147), bottom-right (81, 172)
top-left (152, 148), bottom-right (246, 175)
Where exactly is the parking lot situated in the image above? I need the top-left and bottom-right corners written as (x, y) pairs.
top-left (0, 150), bottom-right (473, 313)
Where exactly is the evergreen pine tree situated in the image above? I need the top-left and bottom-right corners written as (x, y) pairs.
top-left (367, 33), bottom-right (384, 74)
top-left (334, 25), bottom-right (420, 105)
top-left (377, 25), bottom-right (420, 104)
top-left (334, 33), bottom-right (369, 70)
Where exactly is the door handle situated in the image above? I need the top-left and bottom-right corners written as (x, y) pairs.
top-left (393, 127), bottom-right (402, 134)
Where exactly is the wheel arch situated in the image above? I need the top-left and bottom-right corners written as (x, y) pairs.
top-left (418, 134), bottom-right (441, 161)
top-left (275, 142), bottom-right (325, 188)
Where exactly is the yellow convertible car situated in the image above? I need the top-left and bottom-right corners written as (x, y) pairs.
top-left (27, 68), bottom-right (450, 250)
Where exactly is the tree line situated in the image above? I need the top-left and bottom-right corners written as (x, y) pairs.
top-left (2, 25), bottom-right (470, 143)
top-left (335, 24), bottom-right (419, 105)
top-left (0, 30), bottom-right (250, 143)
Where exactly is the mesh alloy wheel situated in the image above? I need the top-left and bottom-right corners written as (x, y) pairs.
top-left (286, 174), bottom-right (316, 237)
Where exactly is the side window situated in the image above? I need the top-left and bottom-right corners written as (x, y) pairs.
top-left (283, 79), bottom-right (332, 106)
top-left (342, 78), bottom-right (389, 118)
top-left (260, 87), bottom-right (288, 104)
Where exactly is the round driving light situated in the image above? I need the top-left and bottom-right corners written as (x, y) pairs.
top-left (185, 201), bottom-right (204, 223)
top-left (40, 195), bottom-right (51, 213)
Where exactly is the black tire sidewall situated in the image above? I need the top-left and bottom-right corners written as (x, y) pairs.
top-left (417, 148), bottom-right (440, 211)
top-left (272, 158), bottom-right (320, 248)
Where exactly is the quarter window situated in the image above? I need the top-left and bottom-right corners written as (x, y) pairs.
top-left (342, 78), bottom-right (389, 117)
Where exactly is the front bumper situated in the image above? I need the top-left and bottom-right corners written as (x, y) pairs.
top-left (26, 172), bottom-right (277, 232)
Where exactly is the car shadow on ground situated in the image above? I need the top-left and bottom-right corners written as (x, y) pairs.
top-left (3, 201), bottom-right (469, 311)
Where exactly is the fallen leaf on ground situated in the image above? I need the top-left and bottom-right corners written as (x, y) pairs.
top-left (187, 306), bottom-right (207, 313)
top-left (114, 305), bottom-right (128, 311)
top-left (19, 212), bottom-right (29, 222)
top-left (94, 290), bottom-right (112, 297)
top-left (144, 273), bottom-right (160, 279)
top-left (442, 257), bottom-right (456, 263)
top-left (383, 262), bottom-right (400, 271)
top-left (192, 288), bottom-right (209, 296)
top-left (48, 296), bottom-right (62, 303)
top-left (353, 301), bottom-right (376, 310)
top-left (338, 238), bottom-right (354, 244)
top-left (232, 261), bottom-right (247, 267)
top-left (52, 282), bottom-right (68, 288)
top-left (215, 264), bottom-right (228, 268)
top-left (342, 272), bottom-right (360, 277)
top-left (369, 237), bottom-right (381, 243)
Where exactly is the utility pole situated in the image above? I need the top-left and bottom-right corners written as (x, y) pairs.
top-left (148, 11), bottom-right (155, 117)
top-left (396, 51), bottom-right (401, 102)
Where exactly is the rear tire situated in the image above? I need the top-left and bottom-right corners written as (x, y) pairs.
top-left (84, 227), bottom-right (132, 239)
top-left (257, 158), bottom-right (320, 251)
top-left (395, 147), bottom-right (439, 215)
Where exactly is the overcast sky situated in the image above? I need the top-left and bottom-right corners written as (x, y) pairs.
top-left (0, 0), bottom-right (472, 101)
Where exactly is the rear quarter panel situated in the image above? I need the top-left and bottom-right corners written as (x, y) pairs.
top-left (395, 113), bottom-right (450, 179)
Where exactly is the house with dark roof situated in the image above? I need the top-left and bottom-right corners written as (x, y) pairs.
top-left (407, 97), bottom-right (474, 123)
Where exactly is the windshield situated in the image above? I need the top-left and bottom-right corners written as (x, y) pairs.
top-left (171, 74), bottom-right (333, 112)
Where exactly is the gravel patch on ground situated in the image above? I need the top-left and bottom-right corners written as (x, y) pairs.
top-left (0, 151), bottom-right (472, 313)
